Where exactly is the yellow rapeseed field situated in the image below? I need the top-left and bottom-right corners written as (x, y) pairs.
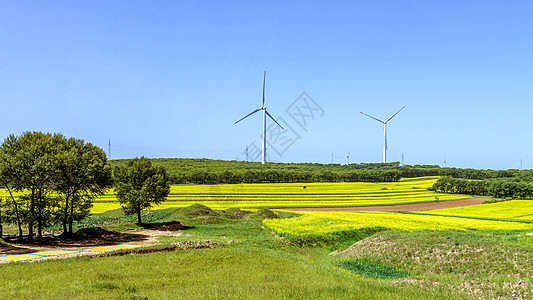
top-left (263, 210), bottom-right (533, 235)
top-left (423, 200), bottom-right (533, 221)
top-left (89, 176), bottom-right (470, 213)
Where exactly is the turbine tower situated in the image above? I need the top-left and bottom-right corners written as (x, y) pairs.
top-left (235, 71), bottom-right (284, 164)
top-left (346, 149), bottom-right (351, 165)
top-left (360, 106), bottom-right (405, 163)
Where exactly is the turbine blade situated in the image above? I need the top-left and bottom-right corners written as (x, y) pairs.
top-left (262, 70), bottom-right (266, 107)
top-left (235, 108), bottom-right (261, 124)
top-left (265, 110), bottom-right (284, 130)
top-left (385, 106), bottom-right (406, 123)
top-left (360, 112), bottom-right (384, 123)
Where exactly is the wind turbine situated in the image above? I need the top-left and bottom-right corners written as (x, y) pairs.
top-left (360, 106), bottom-right (405, 163)
top-left (235, 71), bottom-right (284, 164)
top-left (346, 149), bottom-right (352, 165)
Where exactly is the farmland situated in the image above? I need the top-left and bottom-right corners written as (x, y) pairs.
top-left (263, 209), bottom-right (533, 235)
top-left (422, 200), bottom-right (533, 221)
top-left (1, 175), bottom-right (532, 299)
top-left (90, 176), bottom-right (471, 213)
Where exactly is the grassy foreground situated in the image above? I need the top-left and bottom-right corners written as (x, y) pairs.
top-left (0, 205), bottom-right (467, 300)
top-left (2, 202), bottom-right (532, 299)
top-left (0, 247), bottom-right (459, 300)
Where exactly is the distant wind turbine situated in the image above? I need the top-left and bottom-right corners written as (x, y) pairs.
top-left (235, 71), bottom-right (284, 164)
top-left (346, 149), bottom-right (352, 165)
top-left (360, 106), bottom-right (405, 163)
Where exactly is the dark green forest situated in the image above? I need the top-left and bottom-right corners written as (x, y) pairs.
top-left (110, 158), bottom-right (533, 185)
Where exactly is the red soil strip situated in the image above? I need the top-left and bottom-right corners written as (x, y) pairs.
top-left (280, 198), bottom-right (488, 212)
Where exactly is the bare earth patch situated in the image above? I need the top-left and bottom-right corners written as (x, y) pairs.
top-left (0, 221), bottom-right (196, 262)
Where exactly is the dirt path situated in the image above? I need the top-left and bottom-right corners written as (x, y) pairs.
top-left (280, 198), bottom-right (488, 212)
top-left (0, 228), bottom-right (191, 263)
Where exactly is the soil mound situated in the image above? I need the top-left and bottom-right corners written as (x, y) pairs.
top-left (246, 208), bottom-right (280, 220)
top-left (179, 204), bottom-right (220, 217)
top-left (222, 207), bottom-right (252, 219)
top-left (76, 227), bottom-right (118, 238)
top-left (154, 221), bottom-right (191, 231)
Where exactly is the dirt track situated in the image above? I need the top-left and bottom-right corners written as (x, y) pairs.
top-left (280, 198), bottom-right (488, 212)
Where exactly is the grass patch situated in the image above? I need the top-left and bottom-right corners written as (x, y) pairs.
top-left (0, 246), bottom-right (459, 299)
top-left (338, 260), bottom-right (410, 280)
top-left (332, 230), bottom-right (533, 281)
top-left (282, 227), bottom-right (388, 250)
top-left (482, 198), bottom-right (510, 204)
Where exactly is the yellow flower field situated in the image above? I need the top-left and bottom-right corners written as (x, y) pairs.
top-left (423, 200), bottom-right (533, 221)
top-left (1, 176), bottom-right (472, 214)
top-left (263, 209), bottom-right (533, 235)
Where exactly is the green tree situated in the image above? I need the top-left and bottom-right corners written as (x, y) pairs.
top-left (114, 157), bottom-right (170, 224)
top-left (0, 132), bottom-right (63, 239)
top-left (55, 138), bottom-right (113, 235)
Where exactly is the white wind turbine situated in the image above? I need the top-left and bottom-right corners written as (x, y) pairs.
top-left (235, 71), bottom-right (284, 164)
top-left (346, 149), bottom-right (352, 165)
top-left (360, 106), bottom-right (405, 163)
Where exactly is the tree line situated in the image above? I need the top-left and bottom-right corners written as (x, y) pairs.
top-left (166, 168), bottom-right (402, 184)
top-left (430, 176), bottom-right (533, 199)
top-left (111, 158), bottom-right (405, 184)
top-left (111, 158), bottom-right (530, 185)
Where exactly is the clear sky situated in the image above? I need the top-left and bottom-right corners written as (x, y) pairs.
top-left (1, 1), bottom-right (532, 169)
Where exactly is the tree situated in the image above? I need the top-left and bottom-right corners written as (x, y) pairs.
top-left (0, 132), bottom-right (112, 240)
top-left (114, 157), bottom-right (170, 224)
top-left (0, 132), bottom-right (63, 239)
top-left (55, 138), bottom-right (113, 235)
top-left (0, 156), bottom-right (25, 242)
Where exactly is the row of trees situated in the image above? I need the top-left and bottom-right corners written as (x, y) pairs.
top-left (430, 177), bottom-right (533, 199)
top-left (0, 132), bottom-right (169, 240)
top-left (429, 177), bottom-right (489, 196)
top-left (111, 158), bottom-right (406, 184)
top-left (167, 169), bottom-right (402, 184)
top-left (113, 158), bottom-right (533, 185)
top-left (397, 166), bottom-right (521, 180)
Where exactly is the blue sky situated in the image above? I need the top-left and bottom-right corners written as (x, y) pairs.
top-left (1, 1), bottom-right (532, 169)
